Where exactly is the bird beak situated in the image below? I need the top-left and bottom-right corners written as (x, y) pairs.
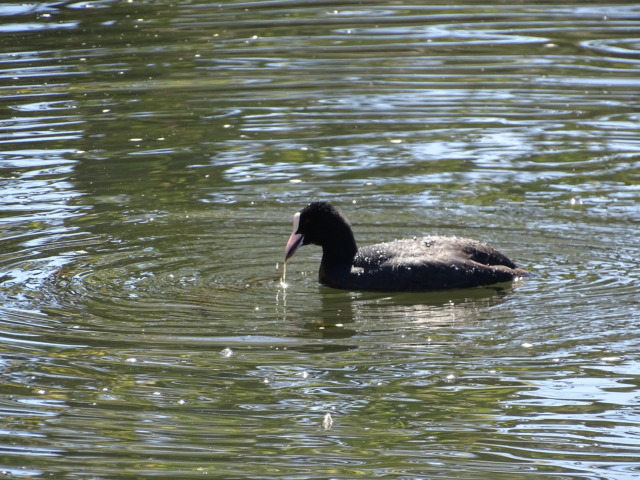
top-left (284, 211), bottom-right (303, 262)
top-left (284, 232), bottom-right (303, 262)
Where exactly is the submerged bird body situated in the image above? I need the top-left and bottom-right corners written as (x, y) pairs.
top-left (284, 201), bottom-right (527, 292)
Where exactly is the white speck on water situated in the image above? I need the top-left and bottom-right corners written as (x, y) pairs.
top-left (125, 357), bottom-right (137, 363)
top-left (220, 348), bottom-right (234, 358)
top-left (601, 356), bottom-right (621, 362)
top-left (521, 342), bottom-right (534, 348)
top-left (322, 413), bottom-right (333, 430)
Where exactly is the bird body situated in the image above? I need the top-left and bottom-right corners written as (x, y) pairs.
top-left (285, 201), bottom-right (527, 292)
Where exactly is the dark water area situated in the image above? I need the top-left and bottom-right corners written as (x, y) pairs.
top-left (1, 1), bottom-right (639, 478)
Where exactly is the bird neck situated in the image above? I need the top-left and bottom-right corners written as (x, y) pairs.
top-left (320, 224), bottom-right (358, 268)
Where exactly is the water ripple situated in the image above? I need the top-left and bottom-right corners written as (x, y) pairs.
top-left (1, 1), bottom-right (639, 478)
top-left (581, 37), bottom-right (640, 56)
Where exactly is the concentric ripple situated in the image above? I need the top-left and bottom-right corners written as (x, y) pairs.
top-left (1, 1), bottom-right (639, 479)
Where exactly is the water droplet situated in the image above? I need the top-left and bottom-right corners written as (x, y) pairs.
top-left (279, 263), bottom-right (288, 288)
